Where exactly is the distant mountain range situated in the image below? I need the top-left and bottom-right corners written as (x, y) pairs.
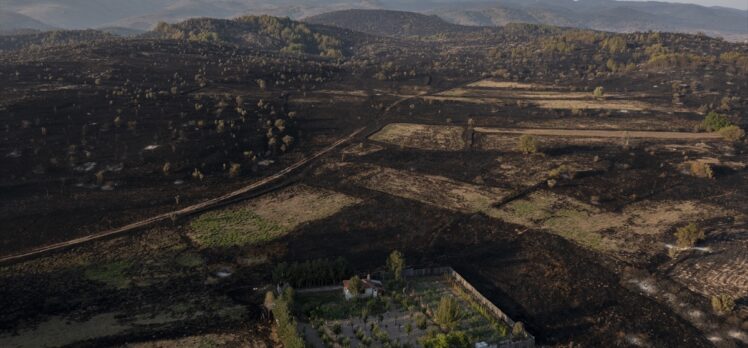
top-left (305, 9), bottom-right (476, 38)
top-left (0, 0), bottom-right (746, 40)
top-left (0, 9), bottom-right (56, 34)
top-left (429, 0), bottom-right (748, 41)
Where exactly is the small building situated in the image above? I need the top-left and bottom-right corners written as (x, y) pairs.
top-left (342, 275), bottom-right (384, 300)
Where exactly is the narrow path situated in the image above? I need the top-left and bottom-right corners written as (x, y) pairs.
top-left (0, 127), bottom-right (366, 265)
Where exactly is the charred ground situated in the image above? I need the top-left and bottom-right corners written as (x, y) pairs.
top-left (1, 10), bottom-right (747, 348)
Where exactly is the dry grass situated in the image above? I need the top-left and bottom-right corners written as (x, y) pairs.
top-left (486, 191), bottom-right (731, 256)
top-left (466, 80), bottom-right (556, 90)
top-left (426, 85), bottom-right (688, 112)
top-left (346, 164), bottom-right (510, 213)
top-left (188, 185), bottom-right (361, 248)
top-left (474, 127), bottom-right (723, 140)
top-left (531, 99), bottom-right (656, 111)
top-left (341, 142), bottom-right (384, 157)
top-left (369, 123), bottom-right (466, 151)
top-left (369, 123), bottom-right (721, 152)
top-left (486, 191), bottom-right (625, 252)
top-left (128, 333), bottom-right (271, 348)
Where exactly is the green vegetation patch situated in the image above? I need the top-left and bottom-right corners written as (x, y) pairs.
top-left (84, 261), bottom-right (133, 289)
top-left (189, 209), bottom-right (284, 248)
top-left (188, 185), bottom-right (361, 248)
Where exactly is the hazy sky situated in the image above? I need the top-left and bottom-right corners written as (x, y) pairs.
top-left (630, 0), bottom-right (748, 10)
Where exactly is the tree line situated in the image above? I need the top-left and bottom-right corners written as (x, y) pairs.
top-left (272, 257), bottom-right (351, 288)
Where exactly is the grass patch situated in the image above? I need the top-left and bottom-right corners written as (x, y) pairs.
top-left (189, 209), bottom-right (284, 248)
top-left (187, 185), bottom-right (361, 248)
top-left (84, 261), bottom-right (133, 289)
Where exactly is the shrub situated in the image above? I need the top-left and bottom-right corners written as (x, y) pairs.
top-left (421, 331), bottom-right (470, 348)
top-left (712, 295), bottom-right (735, 314)
top-left (548, 164), bottom-right (574, 179)
top-left (192, 168), bottom-right (205, 181)
top-left (718, 125), bottom-right (745, 142)
top-left (229, 163), bottom-right (241, 178)
top-left (711, 294), bottom-right (735, 314)
top-left (675, 223), bottom-right (704, 248)
top-left (162, 162), bottom-right (172, 176)
top-left (593, 86), bottom-right (605, 98)
top-left (415, 313), bottom-right (428, 330)
top-left (512, 321), bottom-right (527, 339)
top-left (702, 111), bottom-right (731, 132)
top-left (689, 161), bottom-right (714, 179)
top-left (517, 135), bottom-right (538, 154)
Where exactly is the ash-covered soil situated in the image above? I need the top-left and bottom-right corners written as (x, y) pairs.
top-left (1, 13), bottom-right (748, 348)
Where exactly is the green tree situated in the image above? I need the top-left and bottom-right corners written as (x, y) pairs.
top-left (273, 287), bottom-right (304, 348)
top-left (703, 111), bottom-right (731, 132)
top-left (434, 296), bottom-right (462, 330)
top-left (348, 275), bottom-right (363, 296)
top-left (387, 250), bottom-right (405, 281)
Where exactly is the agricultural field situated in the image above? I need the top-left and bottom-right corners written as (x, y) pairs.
top-left (188, 185), bottom-right (361, 248)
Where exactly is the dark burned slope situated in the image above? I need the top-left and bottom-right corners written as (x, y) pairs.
top-left (0, 15), bottom-right (381, 57)
top-left (0, 30), bottom-right (118, 52)
top-left (304, 9), bottom-right (482, 38)
top-left (145, 16), bottom-right (339, 56)
top-left (145, 15), bottom-right (376, 58)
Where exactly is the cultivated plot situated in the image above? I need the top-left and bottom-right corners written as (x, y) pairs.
top-left (188, 185), bottom-right (362, 248)
top-left (430, 79), bottom-right (688, 112)
top-left (369, 123), bottom-right (466, 151)
top-left (370, 123), bottom-right (722, 152)
top-left (344, 164), bottom-right (510, 213)
top-left (488, 191), bottom-right (732, 258)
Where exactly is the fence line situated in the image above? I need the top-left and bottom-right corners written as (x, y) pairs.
top-left (404, 267), bottom-right (535, 348)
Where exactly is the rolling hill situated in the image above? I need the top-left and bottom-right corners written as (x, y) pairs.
top-left (0, 9), bottom-right (55, 34)
top-left (430, 0), bottom-right (748, 41)
top-left (304, 9), bottom-right (478, 37)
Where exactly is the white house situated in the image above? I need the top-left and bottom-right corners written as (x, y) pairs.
top-left (342, 275), bottom-right (384, 300)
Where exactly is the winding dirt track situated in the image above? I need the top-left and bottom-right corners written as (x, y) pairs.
top-left (0, 127), bottom-right (366, 265)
